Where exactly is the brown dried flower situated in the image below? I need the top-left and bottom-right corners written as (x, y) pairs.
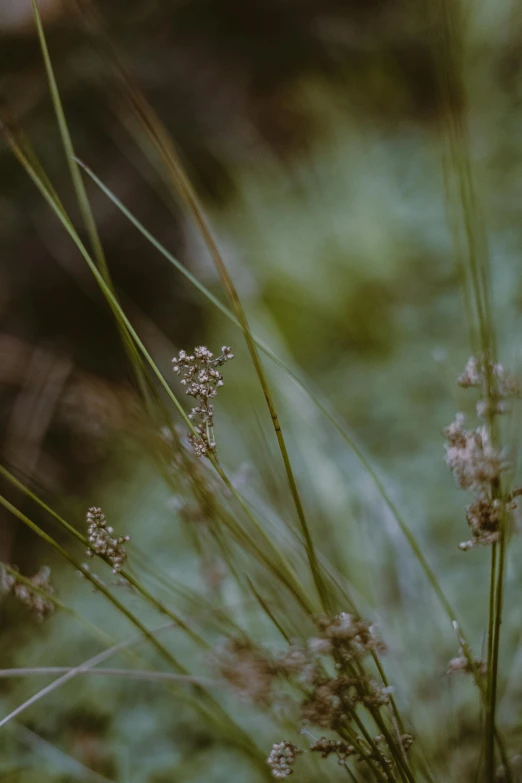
top-left (317, 612), bottom-right (386, 659)
top-left (300, 675), bottom-right (356, 730)
top-left (459, 495), bottom-right (502, 550)
top-left (447, 655), bottom-right (487, 676)
top-left (362, 679), bottom-right (394, 707)
top-left (444, 356), bottom-right (519, 551)
top-left (309, 736), bottom-right (355, 763)
top-left (458, 354), bottom-right (519, 402)
top-left (1, 565), bottom-right (55, 621)
top-left (215, 638), bottom-right (277, 707)
top-left (444, 414), bottom-right (502, 492)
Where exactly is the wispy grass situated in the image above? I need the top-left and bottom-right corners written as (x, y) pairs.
top-left (1, 0), bottom-right (520, 780)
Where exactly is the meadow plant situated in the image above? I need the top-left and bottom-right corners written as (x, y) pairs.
top-left (172, 345), bottom-right (234, 456)
top-left (1, 1), bottom-right (522, 781)
top-left (444, 355), bottom-right (520, 551)
top-left (85, 506), bottom-right (130, 573)
top-left (1, 564), bottom-right (56, 622)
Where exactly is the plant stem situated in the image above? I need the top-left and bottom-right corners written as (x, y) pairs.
top-left (486, 528), bottom-right (507, 781)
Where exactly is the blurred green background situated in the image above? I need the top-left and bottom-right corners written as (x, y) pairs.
top-left (2, 0), bottom-right (522, 780)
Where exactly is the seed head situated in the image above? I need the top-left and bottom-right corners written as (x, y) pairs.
top-left (444, 414), bottom-right (502, 491)
top-left (86, 507), bottom-right (130, 574)
top-left (267, 741), bottom-right (302, 779)
top-left (172, 345), bottom-right (233, 457)
top-left (1, 565), bottom-right (55, 621)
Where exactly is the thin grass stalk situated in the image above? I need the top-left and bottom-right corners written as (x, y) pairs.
top-left (79, 162), bottom-right (465, 625)
top-left (0, 464), bottom-right (204, 645)
top-left (13, 722), bottom-right (116, 783)
top-left (0, 459), bottom-right (315, 619)
top-left (336, 723), bottom-right (389, 783)
top-left (79, 161), bottom-right (519, 772)
top-left (485, 541), bottom-right (498, 771)
top-left (0, 558), bottom-right (211, 686)
top-left (0, 493), bottom-right (188, 674)
top-left (0, 668), bottom-right (216, 685)
top-left (68, 3), bottom-right (329, 611)
top-left (346, 660), bottom-right (414, 783)
top-left (77, 158), bottom-right (519, 776)
top-left (428, 0), bottom-right (510, 776)
top-left (487, 527), bottom-right (507, 781)
top-left (246, 578), bottom-right (292, 644)
top-left (0, 625), bottom-right (178, 729)
top-left (31, 0), bottom-right (154, 407)
top-left (0, 561), bottom-right (113, 648)
top-left (3, 132), bottom-right (317, 622)
top-left (0, 494), bottom-right (268, 769)
top-left (350, 712), bottom-right (396, 783)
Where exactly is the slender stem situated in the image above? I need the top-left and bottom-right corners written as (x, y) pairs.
top-left (0, 619), bottom-right (176, 729)
top-left (486, 528), bottom-right (507, 782)
top-left (0, 494), bottom-right (267, 767)
top-left (0, 133), bottom-right (317, 618)
top-left (0, 465), bottom-right (204, 646)
top-left (69, 11), bottom-right (329, 611)
top-left (0, 494), bottom-right (187, 674)
top-left (31, 0), bottom-right (154, 406)
top-left (0, 667), bottom-right (216, 685)
top-left (338, 722), bottom-right (389, 783)
top-left (485, 542), bottom-right (498, 779)
top-left (351, 712), bottom-right (396, 783)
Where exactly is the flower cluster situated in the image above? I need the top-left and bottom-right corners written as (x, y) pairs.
top-left (447, 654), bottom-right (487, 676)
top-left (309, 736), bottom-right (354, 763)
top-left (316, 612), bottom-right (386, 658)
top-left (218, 613), bottom-right (388, 728)
top-left (457, 355), bottom-right (519, 415)
top-left (267, 731), bottom-right (413, 778)
top-left (217, 615), bottom-right (402, 779)
top-left (444, 414), bottom-right (502, 493)
top-left (85, 507), bottom-right (130, 573)
top-left (444, 355), bottom-right (519, 551)
top-left (214, 638), bottom-right (277, 707)
top-left (300, 674), bottom-right (357, 729)
top-left (266, 742), bottom-right (302, 779)
top-left (1, 565), bottom-right (55, 621)
top-left (172, 345), bottom-right (233, 457)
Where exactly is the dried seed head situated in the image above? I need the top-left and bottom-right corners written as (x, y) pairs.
top-left (362, 680), bottom-right (394, 707)
top-left (309, 736), bottom-right (355, 762)
top-left (86, 507), bottom-right (129, 574)
top-left (458, 355), bottom-right (519, 399)
top-left (215, 638), bottom-right (277, 707)
top-left (307, 637), bottom-right (333, 657)
top-left (1, 565), bottom-right (55, 621)
top-left (445, 356), bottom-right (517, 550)
top-left (447, 655), bottom-right (487, 676)
top-left (444, 415), bottom-right (502, 491)
top-left (172, 345), bottom-right (233, 457)
top-left (300, 676), bottom-right (355, 730)
top-left (267, 741), bottom-right (302, 779)
top-left (317, 613), bottom-right (385, 658)
top-left (459, 495), bottom-right (503, 550)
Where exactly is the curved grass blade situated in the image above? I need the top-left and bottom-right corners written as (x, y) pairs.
top-left (31, 0), bottom-right (154, 407)
top-left (78, 161), bottom-right (460, 626)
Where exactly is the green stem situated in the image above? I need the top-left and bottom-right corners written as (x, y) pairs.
top-left (0, 464), bottom-right (204, 647)
top-left (68, 23), bottom-right (329, 611)
top-left (486, 530), bottom-right (507, 782)
top-left (351, 712), bottom-right (396, 783)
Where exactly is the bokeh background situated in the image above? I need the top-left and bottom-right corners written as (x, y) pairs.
top-left (2, 0), bottom-right (522, 781)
